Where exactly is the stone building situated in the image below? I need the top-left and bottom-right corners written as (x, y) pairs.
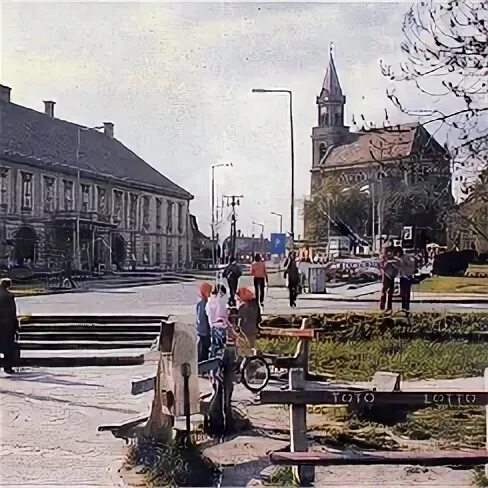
top-left (0, 85), bottom-right (193, 270)
top-left (304, 50), bottom-right (453, 245)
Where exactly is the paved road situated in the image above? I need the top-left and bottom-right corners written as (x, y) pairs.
top-left (14, 279), bottom-right (488, 320)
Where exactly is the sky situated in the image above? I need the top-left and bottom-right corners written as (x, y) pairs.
top-left (1, 1), bottom-right (454, 239)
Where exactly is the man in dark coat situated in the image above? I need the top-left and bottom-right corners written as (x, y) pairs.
top-left (0, 278), bottom-right (19, 373)
top-left (222, 257), bottom-right (242, 306)
top-left (284, 252), bottom-right (300, 308)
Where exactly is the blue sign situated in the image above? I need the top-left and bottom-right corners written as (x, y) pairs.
top-left (270, 233), bottom-right (286, 255)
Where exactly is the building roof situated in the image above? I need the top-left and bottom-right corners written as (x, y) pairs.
top-left (319, 123), bottom-right (447, 169)
top-left (0, 98), bottom-right (193, 200)
top-left (320, 50), bottom-right (343, 100)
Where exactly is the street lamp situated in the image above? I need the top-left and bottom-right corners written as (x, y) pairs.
top-left (211, 162), bottom-right (232, 266)
top-left (252, 88), bottom-right (295, 248)
top-left (270, 212), bottom-right (283, 234)
top-left (252, 221), bottom-right (265, 256)
top-left (75, 125), bottom-right (104, 269)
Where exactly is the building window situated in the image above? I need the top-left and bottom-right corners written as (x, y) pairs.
top-left (143, 242), bottom-right (150, 265)
top-left (167, 201), bottom-right (173, 233)
top-left (21, 172), bottom-right (33, 210)
top-left (63, 180), bottom-right (74, 210)
top-left (129, 193), bottom-right (138, 229)
top-left (177, 202), bottom-right (184, 234)
top-left (43, 176), bottom-right (55, 212)
top-left (156, 198), bottom-right (162, 229)
top-left (0, 168), bottom-right (9, 209)
top-left (113, 190), bottom-right (123, 223)
top-left (178, 244), bottom-right (183, 268)
top-left (155, 242), bottom-right (161, 265)
top-left (142, 196), bottom-right (150, 230)
top-left (97, 186), bottom-right (107, 213)
top-left (166, 238), bottom-right (173, 268)
top-left (81, 184), bottom-right (91, 212)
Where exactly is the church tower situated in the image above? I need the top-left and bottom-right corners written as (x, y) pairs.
top-left (312, 45), bottom-right (350, 169)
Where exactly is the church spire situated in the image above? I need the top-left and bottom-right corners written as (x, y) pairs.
top-left (316, 43), bottom-right (346, 128)
top-left (321, 43), bottom-right (343, 100)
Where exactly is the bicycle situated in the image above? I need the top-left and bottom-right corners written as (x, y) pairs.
top-left (228, 318), bottom-right (271, 394)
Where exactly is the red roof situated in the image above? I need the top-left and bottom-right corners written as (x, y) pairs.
top-left (319, 124), bottom-right (436, 168)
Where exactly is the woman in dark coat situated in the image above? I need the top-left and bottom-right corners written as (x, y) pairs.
top-left (284, 252), bottom-right (300, 308)
top-left (236, 287), bottom-right (261, 349)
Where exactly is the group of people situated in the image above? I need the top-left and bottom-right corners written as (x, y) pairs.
top-left (223, 251), bottom-right (301, 310)
top-left (195, 281), bottom-right (261, 363)
top-left (379, 245), bottom-right (416, 313)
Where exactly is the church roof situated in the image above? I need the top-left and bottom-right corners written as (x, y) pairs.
top-left (320, 50), bottom-right (343, 99)
top-left (319, 123), bottom-right (447, 168)
top-left (0, 97), bottom-right (193, 200)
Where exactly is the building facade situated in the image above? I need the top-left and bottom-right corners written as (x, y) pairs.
top-left (304, 50), bottom-right (453, 245)
top-left (0, 85), bottom-right (193, 271)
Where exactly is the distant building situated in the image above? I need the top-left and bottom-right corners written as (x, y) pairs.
top-left (189, 215), bottom-right (212, 268)
top-left (304, 49), bottom-right (453, 245)
top-left (222, 231), bottom-right (270, 263)
top-left (0, 85), bottom-right (193, 270)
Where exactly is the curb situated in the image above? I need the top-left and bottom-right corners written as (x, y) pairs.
top-left (300, 295), bottom-right (488, 304)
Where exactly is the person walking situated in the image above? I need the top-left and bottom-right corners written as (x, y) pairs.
top-left (222, 257), bottom-right (242, 306)
top-left (0, 278), bottom-right (19, 374)
top-left (284, 252), bottom-right (300, 308)
top-left (195, 282), bottom-right (212, 362)
top-left (397, 248), bottom-right (415, 312)
top-left (236, 287), bottom-right (262, 349)
top-left (205, 284), bottom-right (230, 358)
top-left (250, 253), bottom-right (268, 308)
top-left (379, 245), bottom-right (398, 312)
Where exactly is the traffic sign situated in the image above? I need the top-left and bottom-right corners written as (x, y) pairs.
top-left (270, 233), bottom-right (286, 255)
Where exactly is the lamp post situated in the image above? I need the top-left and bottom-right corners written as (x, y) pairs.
top-left (211, 163), bottom-right (232, 266)
top-left (252, 89), bottom-right (295, 249)
top-left (270, 212), bottom-right (283, 234)
top-left (252, 221), bottom-right (265, 256)
top-left (76, 125), bottom-right (104, 269)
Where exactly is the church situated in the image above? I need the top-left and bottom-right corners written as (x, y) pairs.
top-left (303, 48), bottom-right (453, 250)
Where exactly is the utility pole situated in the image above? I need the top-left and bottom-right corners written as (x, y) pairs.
top-left (211, 163), bottom-right (232, 267)
top-left (224, 194), bottom-right (243, 262)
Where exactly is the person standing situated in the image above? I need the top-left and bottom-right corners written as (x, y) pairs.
top-left (195, 282), bottom-right (212, 362)
top-left (222, 257), bottom-right (242, 306)
top-left (205, 284), bottom-right (230, 358)
top-left (397, 248), bottom-right (415, 312)
top-left (236, 287), bottom-right (262, 349)
top-left (379, 245), bottom-right (398, 312)
top-left (0, 278), bottom-right (19, 374)
top-left (284, 252), bottom-right (300, 308)
top-left (250, 253), bottom-right (268, 308)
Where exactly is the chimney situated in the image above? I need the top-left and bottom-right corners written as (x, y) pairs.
top-left (104, 122), bottom-right (114, 139)
top-left (43, 101), bottom-right (55, 117)
top-left (0, 85), bottom-right (11, 103)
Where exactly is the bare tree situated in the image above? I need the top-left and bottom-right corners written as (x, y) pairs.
top-left (380, 0), bottom-right (488, 195)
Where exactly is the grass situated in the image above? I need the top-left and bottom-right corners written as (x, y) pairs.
top-left (266, 466), bottom-right (297, 487)
top-left (258, 335), bottom-right (488, 381)
top-left (414, 276), bottom-right (488, 294)
top-left (11, 287), bottom-right (50, 296)
top-left (125, 438), bottom-right (218, 487)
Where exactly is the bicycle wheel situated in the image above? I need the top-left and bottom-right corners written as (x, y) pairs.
top-left (240, 356), bottom-right (270, 393)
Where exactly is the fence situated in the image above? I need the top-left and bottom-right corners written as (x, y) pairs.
top-left (258, 318), bottom-right (488, 485)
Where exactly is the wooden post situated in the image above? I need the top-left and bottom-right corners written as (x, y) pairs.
top-left (181, 362), bottom-right (191, 446)
top-left (485, 367), bottom-right (487, 477)
top-left (289, 367), bottom-right (314, 485)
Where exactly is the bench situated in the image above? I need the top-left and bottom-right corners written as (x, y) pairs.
top-left (270, 449), bottom-right (488, 466)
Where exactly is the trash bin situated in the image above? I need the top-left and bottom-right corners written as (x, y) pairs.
top-left (308, 266), bottom-right (327, 294)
